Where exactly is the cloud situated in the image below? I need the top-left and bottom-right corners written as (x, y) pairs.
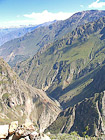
top-left (24, 10), bottom-right (73, 24)
top-left (80, 5), bottom-right (84, 8)
top-left (0, 10), bottom-right (73, 28)
top-left (89, 0), bottom-right (105, 8)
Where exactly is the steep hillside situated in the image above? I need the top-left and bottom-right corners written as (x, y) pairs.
top-left (0, 58), bottom-right (61, 131)
top-left (1, 10), bottom-right (105, 66)
top-left (45, 91), bottom-right (105, 136)
top-left (15, 16), bottom-right (105, 109)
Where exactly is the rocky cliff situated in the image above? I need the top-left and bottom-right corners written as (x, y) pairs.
top-left (45, 91), bottom-right (105, 137)
top-left (0, 58), bottom-right (61, 132)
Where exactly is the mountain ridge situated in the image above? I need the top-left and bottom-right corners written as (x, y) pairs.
top-left (0, 21), bottom-right (56, 46)
top-left (1, 10), bottom-right (105, 66)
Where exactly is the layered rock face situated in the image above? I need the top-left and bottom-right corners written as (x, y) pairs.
top-left (46, 91), bottom-right (105, 136)
top-left (0, 58), bottom-right (61, 131)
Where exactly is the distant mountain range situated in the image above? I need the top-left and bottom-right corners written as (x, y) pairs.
top-left (0, 21), bottom-right (56, 46)
top-left (1, 10), bottom-right (105, 66)
top-left (0, 26), bottom-right (38, 46)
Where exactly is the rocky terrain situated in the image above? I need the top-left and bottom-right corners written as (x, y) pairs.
top-left (0, 121), bottom-right (51, 140)
top-left (45, 91), bottom-right (105, 137)
top-left (0, 58), bottom-right (61, 132)
top-left (0, 121), bottom-right (103, 140)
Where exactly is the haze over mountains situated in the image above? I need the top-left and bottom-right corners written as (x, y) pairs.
top-left (1, 9), bottom-right (105, 138)
top-left (0, 26), bottom-right (37, 46)
top-left (0, 10), bottom-right (105, 66)
top-left (0, 20), bottom-right (56, 46)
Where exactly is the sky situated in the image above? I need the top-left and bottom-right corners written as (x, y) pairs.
top-left (0, 0), bottom-right (105, 28)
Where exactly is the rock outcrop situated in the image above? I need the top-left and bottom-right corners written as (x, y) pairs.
top-left (9, 121), bottom-right (18, 135)
top-left (0, 58), bottom-right (61, 131)
top-left (0, 121), bottom-right (51, 140)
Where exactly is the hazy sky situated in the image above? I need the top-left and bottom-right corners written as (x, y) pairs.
top-left (0, 0), bottom-right (105, 27)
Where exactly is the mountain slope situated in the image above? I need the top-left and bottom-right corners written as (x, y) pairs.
top-left (45, 91), bottom-right (105, 136)
top-left (15, 16), bottom-right (105, 109)
top-left (0, 58), bottom-right (61, 131)
top-left (1, 10), bottom-right (105, 66)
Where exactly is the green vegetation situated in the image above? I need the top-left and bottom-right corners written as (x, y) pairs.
top-left (48, 133), bottom-right (100, 140)
top-left (82, 126), bottom-right (90, 137)
top-left (2, 93), bottom-right (9, 100)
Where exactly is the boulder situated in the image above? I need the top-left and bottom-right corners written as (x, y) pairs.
top-left (19, 137), bottom-right (30, 140)
top-left (8, 134), bottom-right (14, 140)
top-left (41, 134), bottom-right (51, 140)
top-left (0, 125), bottom-right (9, 139)
top-left (30, 131), bottom-right (38, 140)
top-left (9, 121), bottom-right (18, 135)
top-left (22, 122), bottom-right (35, 132)
top-left (12, 128), bottom-right (24, 140)
top-left (24, 136), bottom-right (30, 140)
top-left (12, 125), bottom-right (32, 140)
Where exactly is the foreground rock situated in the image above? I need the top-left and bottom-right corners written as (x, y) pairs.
top-left (9, 121), bottom-right (18, 135)
top-left (30, 132), bottom-right (51, 140)
top-left (0, 121), bottom-right (51, 140)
